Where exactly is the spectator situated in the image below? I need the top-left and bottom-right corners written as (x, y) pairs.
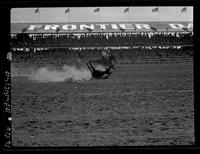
top-left (10, 32), bottom-right (193, 48)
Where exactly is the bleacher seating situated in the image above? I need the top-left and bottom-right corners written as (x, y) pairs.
top-left (10, 32), bottom-right (193, 48)
top-left (10, 31), bottom-right (193, 64)
top-left (11, 46), bottom-right (193, 64)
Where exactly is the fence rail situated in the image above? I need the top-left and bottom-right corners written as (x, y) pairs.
top-left (11, 44), bottom-right (193, 49)
top-left (12, 56), bottom-right (193, 65)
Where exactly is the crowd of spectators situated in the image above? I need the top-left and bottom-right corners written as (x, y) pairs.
top-left (10, 32), bottom-right (193, 48)
top-left (11, 46), bottom-right (193, 63)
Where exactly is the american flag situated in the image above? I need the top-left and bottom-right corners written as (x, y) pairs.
top-left (34, 8), bottom-right (39, 13)
top-left (93, 8), bottom-right (100, 13)
top-left (152, 7), bottom-right (159, 12)
top-left (124, 7), bottom-right (129, 13)
top-left (181, 7), bottom-right (187, 12)
top-left (65, 8), bottom-right (70, 13)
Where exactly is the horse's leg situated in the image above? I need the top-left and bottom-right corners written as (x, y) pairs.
top-left (111, 62), bottom-right (116, 71)
top-left (109, 57), bottom-right (116, 71)
top-left (104, 64), bottom-right (114, 74)
top-left (86, 62), bottom-right (92, 73)
top-left (89, 61), bottom-right (97, 71)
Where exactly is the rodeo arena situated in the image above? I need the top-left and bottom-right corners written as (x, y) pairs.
top-left (10, 7), bottom-right (194, 147)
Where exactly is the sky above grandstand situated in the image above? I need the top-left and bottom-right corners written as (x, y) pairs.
top-left (11, 7), bottom-right (193, 23)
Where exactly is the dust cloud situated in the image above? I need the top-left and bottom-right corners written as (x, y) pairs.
top-left (11, 64), bottom-right (92, 83)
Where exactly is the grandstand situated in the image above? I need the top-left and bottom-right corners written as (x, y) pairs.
top-left (10, 21), bottom-right (193, 64)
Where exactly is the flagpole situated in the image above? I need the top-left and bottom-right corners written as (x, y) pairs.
top-left (39, 10), bottom-right (40, 23)
top-left (65, 8), bottom-right (70, 24)
top-left (69, 12), bottom-right (71, 24)
top-left (66, 11), bottom-right (67, 23)
top-left (128, 7), bottom-right (130, 23)
top-left (153, 8), bottom-right (156, 30)
top-left (99, 9), bottom-right (100, 24)
top-left (185, 7), bottom-right (187, 26)
top-left (158, 7), bottom-right (159, 31)
top-left (19, 9), bottom-right (29, 22)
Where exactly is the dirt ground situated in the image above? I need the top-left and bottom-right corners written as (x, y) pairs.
top-left (11, 62), bottom-right (194, 147)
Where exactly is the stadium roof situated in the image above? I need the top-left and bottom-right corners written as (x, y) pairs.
top-left (11, 21), bottom-right (193, 34)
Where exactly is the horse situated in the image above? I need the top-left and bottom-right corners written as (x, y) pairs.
top-left (86, 61), bottom-right (114, 79)
top-left (91, 53), bottom-right (117, 71)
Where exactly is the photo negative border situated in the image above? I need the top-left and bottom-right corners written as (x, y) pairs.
top-left (2, 0), bottom-right (200, 151)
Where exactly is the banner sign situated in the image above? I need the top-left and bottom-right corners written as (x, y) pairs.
top-left (11, 22), bottom-right (193, 33)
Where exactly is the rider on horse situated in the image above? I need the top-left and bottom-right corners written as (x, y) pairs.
top-left (101, 49), bottom-right (117, 71)
top-left (86, 48), bottom-right (117, 79)
top-left (86, 61), bottom-right (114, 79)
